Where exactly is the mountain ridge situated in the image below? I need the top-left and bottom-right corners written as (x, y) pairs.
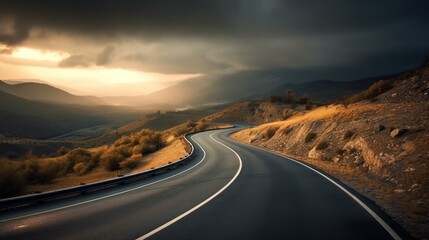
top-left (0, 80), bottom-right (106, 106)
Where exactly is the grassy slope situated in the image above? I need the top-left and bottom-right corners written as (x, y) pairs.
top-left (231, 63), bottom-right (429, 238)
top-left (25, 138), bottom-right (189, 193)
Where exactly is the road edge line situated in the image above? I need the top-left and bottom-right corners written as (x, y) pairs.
top-left (137, 131), bottom-right (243, 240)
top-left (240, 142), bottom-right (402, 240)
top-left (0, 133), bottom-right (207, 223)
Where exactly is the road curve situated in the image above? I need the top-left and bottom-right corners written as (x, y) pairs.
top-left (0, 128), bottom-right (409, 240)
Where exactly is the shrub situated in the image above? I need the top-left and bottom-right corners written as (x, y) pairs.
top-left (299, 95), bottom-right (309, 104)
top-left (117, 145), bottom-right (132, 158)
top-left (268, 95), bottom-right (282, 103)
top-left (35, 161), bottom-right (60, 184)
top-left (195, 122), bottom-right (208, 132)
top-left (305, 132), bottom-right (317, 143)
top-left (100, 148), bottom-right (123, 171)
top-left (344, 130), bottom-right (354, 139)
top-left (0, 161), bottom-right (26, 197)
top-left (348, 80), bottom-right (393, 103)
top-left (132, 145), bottom-right (143, 155)
top-left (73, 162), bottom-right (89, 175)
top-left (284, 90), bottom-right (296, 103)
top-left (316, 141), bottom-right (329, 151)
top-left (120, 155), bottom-right (142, 170)
top-left (305, 102), bottom-right (312, 110)
top-left (22, 160), bottom-right (39, 182)
top-left (114, 136), bottom-right (131, 147)
top-left (349, 147), bottom-right (358, 154)
top-left (282, 127), bottom-right (293, 135)
top-left (57, 146), bottom-right (70, 155)
top-left (64, 148), bottom-right (93, 174)
top-left (264, 126), bottom-right (279, 139)
top-left (336, 148), bottom-right (346, 155)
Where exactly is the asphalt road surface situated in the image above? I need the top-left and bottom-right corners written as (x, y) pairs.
top-left (0, 127), bottom-right (408, 240)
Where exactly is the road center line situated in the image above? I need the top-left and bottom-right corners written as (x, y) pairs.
top-left (137, 131), bottom-right (243, 240)
top-left (0, 133), bottom-right (207, 223)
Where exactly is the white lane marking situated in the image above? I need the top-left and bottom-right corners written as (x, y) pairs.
top-left (242, 143), bottom-right (402, 240)
top-left (137, 132), bottom-right (243, 240)
top-left (0, 133), bottom-right (207, 223)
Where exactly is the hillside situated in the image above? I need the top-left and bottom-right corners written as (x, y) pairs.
top-left (231, 62), bottom-right (429, 238)
top-left (203, 101), bottom-right (306, 124)
top-left (102, 70), bottom-right (399, 109)
top-left (264, 75), bottom-right (396, 102)
top-left (102, 70), bottom-right (302, 108)
top-left (0, 90), bottom-right (142, 140)
top-left (0, 80), bottom-right (105, 106)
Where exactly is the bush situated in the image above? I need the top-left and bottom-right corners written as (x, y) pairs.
top-left (73, 162), bottom-right (89, 175)
top-left (38, 161), bottom-right (61, 183)
top-left (344, 130), bottom-right (354, 139)
top-left (299, 95), bottom-right (309, 104)
top-left (336, 148), bottom-right (346, 155)
top-left (282, 127), bottom-right (293, 135)
top-left (57, 146), bottom-right (70, 155)
top-left (0, 161), bottom-right (26, 197)
top-left (268, 95), bottom-right (283, 103)
top-left (284, 90), bottom-right (296, 103)
top-left (120, 155), bottom-right (142, 170)
top-left (305, 132), bottom-right (317, 143)
top-left (347, 80), bottom-right (393, 103)
top-left (100, 148), bottom-right (123, 171)
top-left (114, 136), bottom-right (131, 147)
top-left (316, 141), bottom-right (329, 151)
top-left (195, 122), bottom-right (208, 132)
top-left (264, 126), bottom-right (279, 139)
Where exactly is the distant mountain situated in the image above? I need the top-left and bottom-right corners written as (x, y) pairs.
top-left (103, 70), bottom-right (294, 108)
top-left (0, 90), bottom-right (142, 139)
top-left (102, 70), bottom-right (398, 109)
top-left (0, 80), bottom-right (105, 106)
top-left (262, 75), bottom-right (397, 102)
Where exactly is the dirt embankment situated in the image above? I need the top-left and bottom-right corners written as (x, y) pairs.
top-left (232, 63), bottom-right (429, 239)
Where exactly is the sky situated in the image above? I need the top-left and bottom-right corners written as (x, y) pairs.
top-left (0, 0), bottom-right (428, 96)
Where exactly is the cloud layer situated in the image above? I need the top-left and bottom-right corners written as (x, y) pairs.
top-left (1, 0), bottom-right (429, 78)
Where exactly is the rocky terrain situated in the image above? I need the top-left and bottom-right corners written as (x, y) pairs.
top-left (232, 62), bottom-right (429, 238)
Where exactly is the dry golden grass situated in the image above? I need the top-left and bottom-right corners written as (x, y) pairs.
top-left (24, 139), bottom-right (189, 194)
top-left (130, 138), bottom-right (189, 173)
top-left (232, 100), bottom-right (429, 238)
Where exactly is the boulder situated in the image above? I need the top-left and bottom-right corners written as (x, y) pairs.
top-left (373, 123), bottom-right (385, 132)
top-left (390, 128), bottom-right (408, 138)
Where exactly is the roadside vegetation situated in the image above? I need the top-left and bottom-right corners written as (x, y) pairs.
top-left (0, 118), bottom-right (220, 198)
top-left (0, 129), bottom-right (165, 197)
top-left (268, 90), bottom-right (327, 110)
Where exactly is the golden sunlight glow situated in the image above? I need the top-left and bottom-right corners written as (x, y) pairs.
top-left (0, 61), bottom-right (199, 96)
top-left (0, 44), bottom-right (200, 96)
top-left (8, 45), bottom-right (69, 62)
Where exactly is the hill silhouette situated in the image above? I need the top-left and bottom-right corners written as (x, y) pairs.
top-left (0, 81), bottom-right (105, 106)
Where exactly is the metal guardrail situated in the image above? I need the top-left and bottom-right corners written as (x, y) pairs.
top-left (0, 133), bottom-right (196, 210)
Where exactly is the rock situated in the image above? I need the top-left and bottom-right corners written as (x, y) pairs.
top-left (394, 189), bottom-right (405, 193)
top-left (391, 93), bottom-right (397, 98)
top-left (412, 82), bottom-right (422, 89)
top-left (344, 137), bottom-right (383, 170)
top-left (390, 128), bottom-right (408, 138)
top-left (373, 123), bottom-right (385, 132)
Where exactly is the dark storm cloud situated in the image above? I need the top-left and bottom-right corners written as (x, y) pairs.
top-left (1, 0), bottom-right (429, 77)
top-left (96, 46), bottom-right (115, 66)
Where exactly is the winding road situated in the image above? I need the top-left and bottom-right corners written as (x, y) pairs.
top-left (0, 127), bottom-right (408, 239)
